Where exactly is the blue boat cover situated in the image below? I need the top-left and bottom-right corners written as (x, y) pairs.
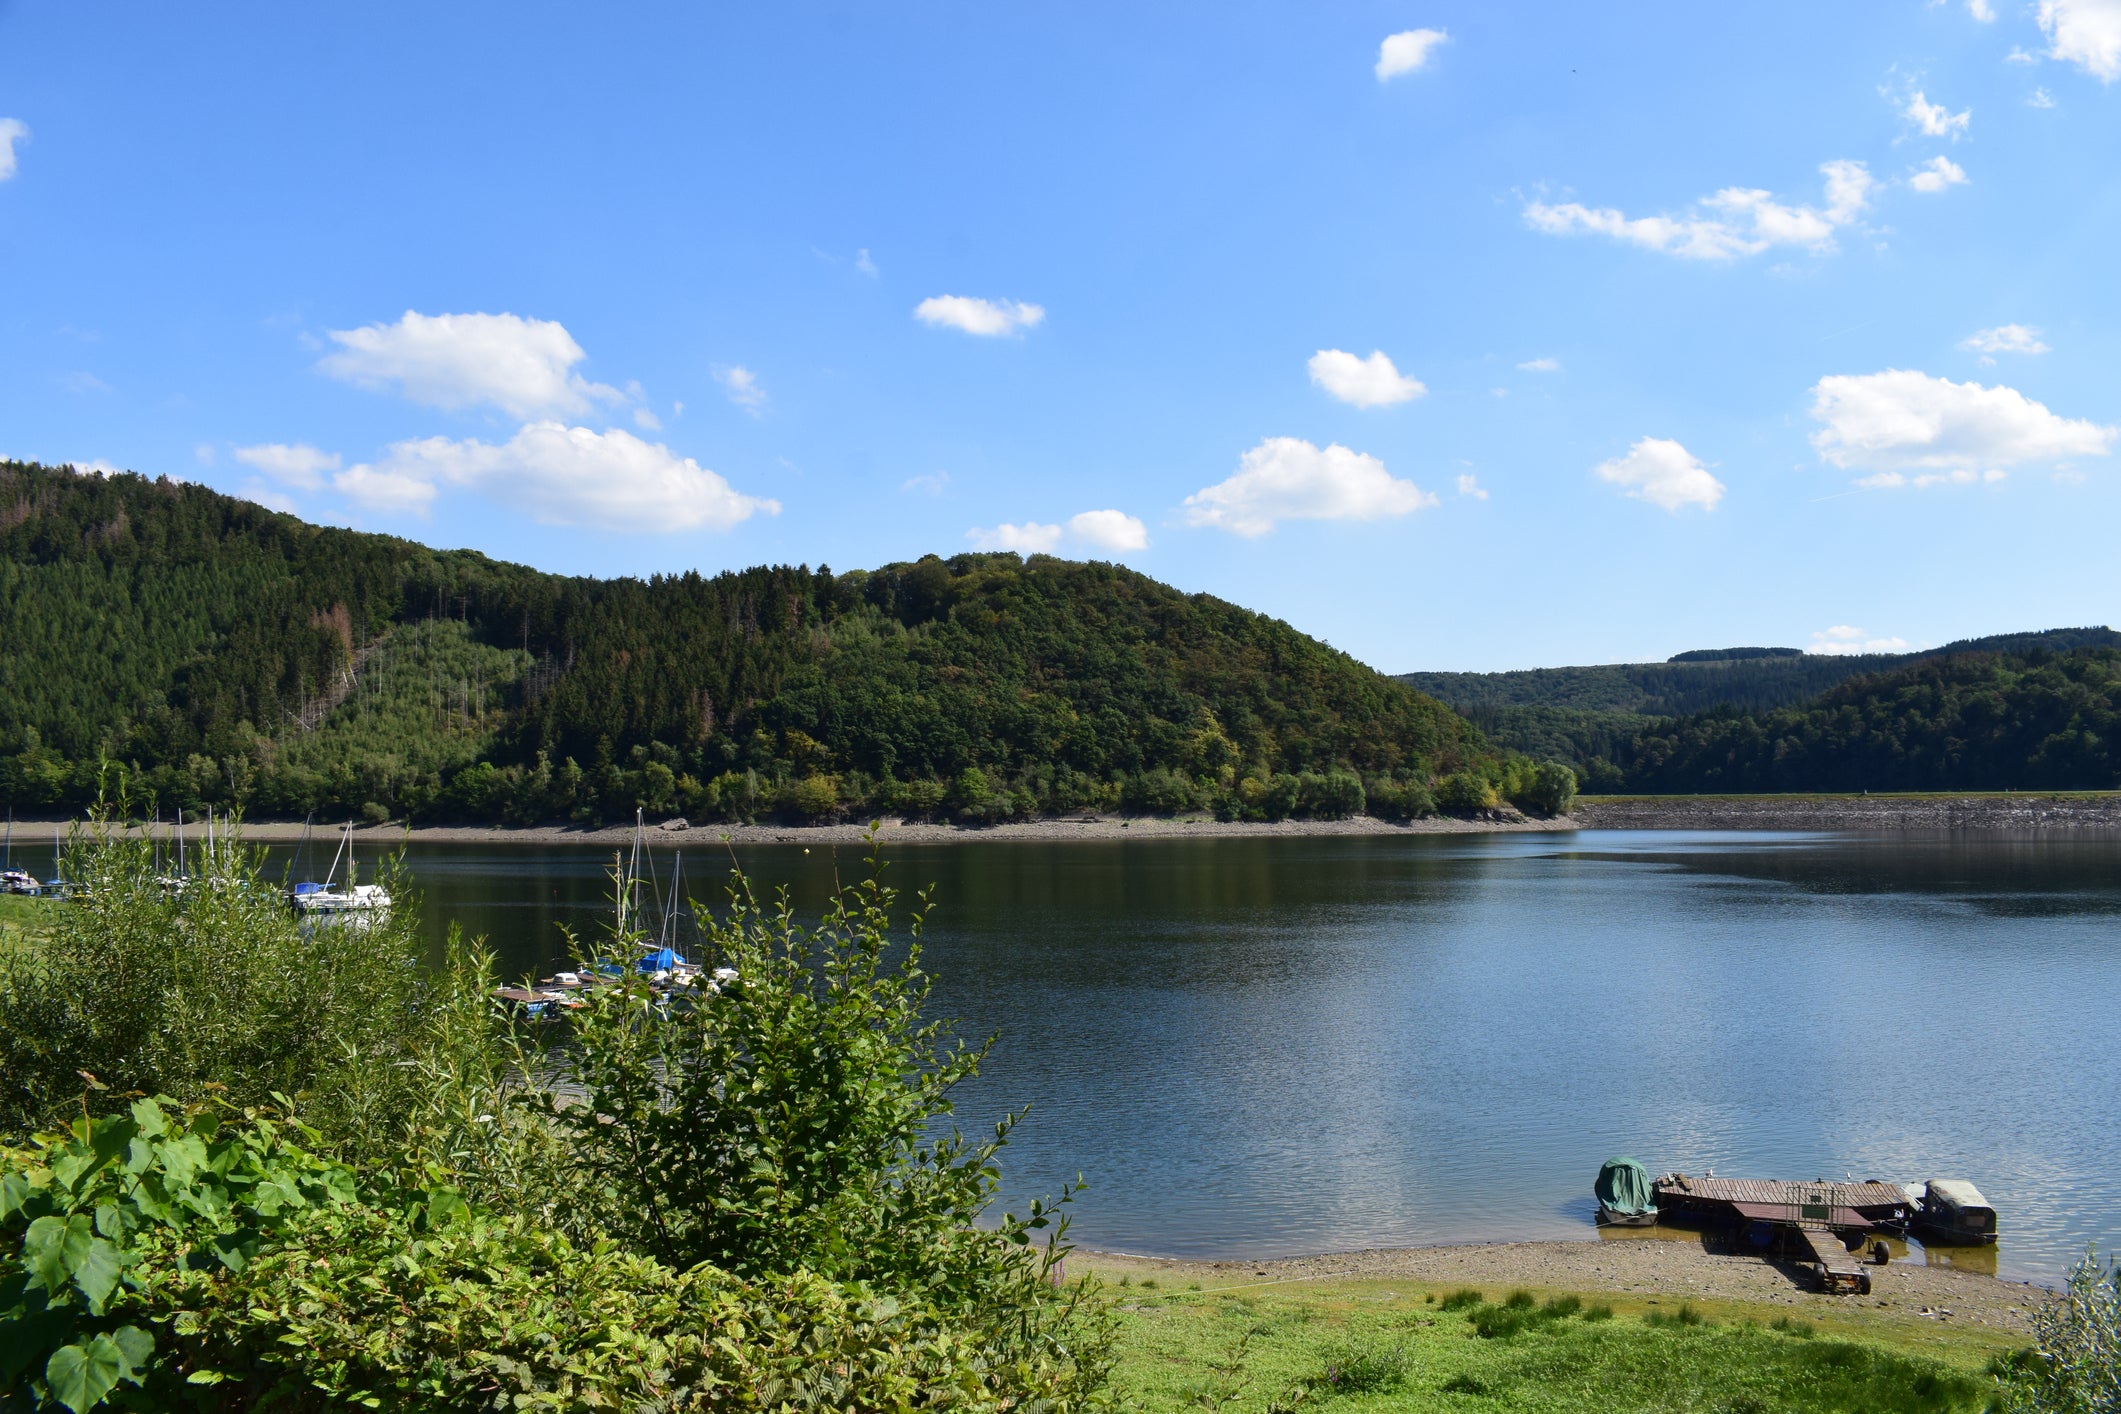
top-left (636, 947), bottom-right (687, 973)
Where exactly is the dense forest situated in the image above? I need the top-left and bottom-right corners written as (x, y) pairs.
top-left (0, 461), bottom-right (1563, 825)
top-left (1403, 628), bottom-right (2121, 786)
top-left (1610, 646), bottom-right (2121, 793)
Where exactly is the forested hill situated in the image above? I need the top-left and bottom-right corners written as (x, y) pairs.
top-left (1399, 628), bottom-right (2121, 780)
top-left (0, 460), bottom-right (1510, 824)
top-left (1614, 646), bottom-right (2121, 793)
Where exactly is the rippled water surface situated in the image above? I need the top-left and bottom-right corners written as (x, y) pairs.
top-left (48, 827), bottom-right (2116, 1284)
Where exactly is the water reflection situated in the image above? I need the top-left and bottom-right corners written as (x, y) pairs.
top-left (11, 828), bottom-right (2112, 1283)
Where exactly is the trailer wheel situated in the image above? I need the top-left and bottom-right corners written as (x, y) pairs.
top-left (1858, 1272), bottom-right (1873, 1296)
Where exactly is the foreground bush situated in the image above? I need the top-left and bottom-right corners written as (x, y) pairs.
top-left (2, 826), bottom-right (1114, 1411)
top-left (1996, 1249), bottom-right (2121, 1413)
top-left (1, 1098), bottom-right (1108, 1412)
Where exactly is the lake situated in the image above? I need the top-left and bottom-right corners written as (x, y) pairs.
top-left (22, 826), bottom-right (2116, 1283)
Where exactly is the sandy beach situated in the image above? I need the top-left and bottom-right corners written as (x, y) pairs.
top-left (1080, 1238), bottom-right (2047, 1336)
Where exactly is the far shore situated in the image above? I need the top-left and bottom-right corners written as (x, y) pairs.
top-left (11, 788), bottom-right (2121, 847)
top-left (1079, 1238), bottom-right (2046, 1338)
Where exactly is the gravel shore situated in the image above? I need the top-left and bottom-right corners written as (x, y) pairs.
top-left (1080, 1238), bottom-right (2046, 1336)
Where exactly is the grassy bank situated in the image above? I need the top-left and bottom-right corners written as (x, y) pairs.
top-left (0, 891), bottom-right (55, 954)
top-left (1108, 1275), bottom-right (2015, 1412)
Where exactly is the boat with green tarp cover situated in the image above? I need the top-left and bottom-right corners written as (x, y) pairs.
top-left (1596, 1156), bottom-right (1658, 1226)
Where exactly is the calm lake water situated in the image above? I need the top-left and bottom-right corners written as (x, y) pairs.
top-left (20, 827), bottom-right (2116, 1283)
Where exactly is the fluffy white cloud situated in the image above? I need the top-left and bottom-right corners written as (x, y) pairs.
top-left (1809, 370), bottom-right (2114, 481)
top-left (901, 472), bottom-right (950, 496)
top-left (1968, 0), bottom-right (1997, 19)
top-left (914, 295), bottom-right (1045, 337)
top-left (319, 311), bottom-right (622, 419)
top-left (1456, 473), bottom-right (1489, 500)
top-left (1525, 160), bottom-right (1872, 261)
top-left (1184, 437), bottom-right (1435, 537)
top-left (234, 442), bottom-right (341, 489)
top-left (1810, 626), bottom-right (1912, 656)
top-left (338, 422), bottom-right (778, 530)
top-left (1960, 324), bottom-right (2049, 357)
top-left (333, 463), bottom-right (438, 514)
top-left (1376, 28), bottom-right (1448, 80)
top-left (1308, 349), bottom-right (1426, 407)
top-left (1903, 90), bottom-right (1971, 138)
top-left (1517, 357), bottom-right (1561, 372)
top-left (856, 248), bottom-right (879, 276)
top-left (1909, 155), bottom-right (1969, 192)
top-left (1593, 438), bottom-right (1725, 512)
top-left (717, 365), bottom-right (767, 414)
top-left (0, 119), bottom-right (26, 181)
top-left (2029, 86), bottom-right (2058, 106)
top-left (2040, 0), bottom-right (2121, 80)
top-left (968, 521), bottom-right (1063, 553)
top-left (1067, 508), bottom-right (1150, 551)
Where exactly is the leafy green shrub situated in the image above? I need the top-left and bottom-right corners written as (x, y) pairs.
top-left (1434, 771), bottom-right (1499, 817)
top-left (1366, 776), bottom-right (1436, 820)
top-left (1438, 1287), bottom-right (1484, 1310)
top-left (1313, 1341), bottom-right (1410, 1395)
top-left (1508, 760), bottom-right (1578, 816)
top-left (1995, 1248), bottom-right (2121, 1413)
top-left (1584, 1301), bottom-right (1615, 1321)
top-left (1543, 1294), bottom-right (1582, 1317)
top-left (0, 818), bottom-right (434, 1148)
top-left (1644, 1302), bottom-right (1708, 1328)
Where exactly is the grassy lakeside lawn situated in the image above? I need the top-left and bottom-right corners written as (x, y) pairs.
top-left (0, 891), bottom-right (56, 953)
top-left (1106, 1275), bottom-right (2016, 1413)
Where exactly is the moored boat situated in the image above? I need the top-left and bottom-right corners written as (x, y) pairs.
top-left (1594, 1156), bottom-right (1659, 1226)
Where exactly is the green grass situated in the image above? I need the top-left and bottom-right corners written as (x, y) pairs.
top-left (1105, 1278), bottom-right (2008, 1413)
top-left (0, 892), bottom-right (57, 955)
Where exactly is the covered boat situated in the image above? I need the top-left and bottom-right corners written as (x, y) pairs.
top-left (1595, 1156), bottom-right (1658, 1227)
top-left (1915, 1180), bottom-right (1997, 1245)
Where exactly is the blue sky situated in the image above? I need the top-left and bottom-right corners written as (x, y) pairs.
top-left (2, 2), bottom-right (2117, 672)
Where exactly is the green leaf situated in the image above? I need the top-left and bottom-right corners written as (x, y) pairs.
top-left (128, 1098), bottom-right (168, 1137)
top-left (22, 1215), bottom-right (93, 1294)
top-left (0, 1170), bottom-right (34, 1221)
top-left (72, 1237), bottom-right (125, 1314)
top-left (44, 1332), bottom-right (136, 1414)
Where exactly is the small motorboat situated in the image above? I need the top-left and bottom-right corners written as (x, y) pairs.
top-left (1595, 1156), bottom-right (1659, 1227)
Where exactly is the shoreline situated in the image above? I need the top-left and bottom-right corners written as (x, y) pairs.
top-left (1078, 1238), bottom-right (2046, 1337)
top-left (13, 791), bottom-right (2121, 847)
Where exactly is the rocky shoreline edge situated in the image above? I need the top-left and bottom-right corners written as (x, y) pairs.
top-left (13, 791), bottom-right (2118, 846)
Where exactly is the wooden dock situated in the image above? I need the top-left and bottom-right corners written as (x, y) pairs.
top-left (1651, 1174), bottom-right (1905, 1295)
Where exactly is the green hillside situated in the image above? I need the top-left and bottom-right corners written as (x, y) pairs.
top-left (1401, 628), bottom-right (2120, 784)
top-left (1614, 645), bottom-right (2121, 793)
top-left (0, 460), bottom-right (1521, 824)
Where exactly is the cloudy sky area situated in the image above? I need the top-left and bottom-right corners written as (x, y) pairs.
top-left (1, 3), bottom-right (2117, 671)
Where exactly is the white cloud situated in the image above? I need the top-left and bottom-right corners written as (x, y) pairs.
top-left (1902, 90), bottom-right (1971, 138)
top-left (856, 248), bottom-right (879, 276)
top-left (968, 521), bottom-right (1063, 553)
top-left (1969, 0), bottom-right (1997, 19)
top-left (1184, 436), bottom-right (1436, 537)
top-left (1959, 324), bottom-right (2050, 357)
top-left (1517, 357), bottom-right (1561, 372)
top-left (1376, 28), bottom-right (1448, 80)
top-left (338, 422), bottom-right (779, 530)
top-left (1909, 155), bottom-right (1969, 192)
top-left (2029, 86), bottom-right (2058, 106)
top-left (632, 407), bottom-right (662, 432)
top-left (1855, 467), bottom-right (2009, 489)
top-left (2007, 46), bottom-right (2040, 62)
top-left (2040, 0), bottom-right (2121, 80)
top-left (233, 442), bottom-right (341, 489)
top-left (1067, 509), bottom-right (1150, 551)
top-left (1525, 160), bottom-right (1872, 262)
top-left (239, 481), bottom-right (301, 514)
top-left (1456, 473), bottom-right (1489, 500)
top-left (716, 365), bottom-right (767, 414)
top-left (901, 471), bottom-right (950, 496)
top-left (1307, 349), bottom-right (1426, 407)
top-left (333, 462), bottom-right (438, 515)
top-left (318, 311), bottom-right (622, 419)
top-left (1810, 625), bottom-right (1912, 655)
top-left (1593, 437), bottom-right (1725, 512)
top-left (0, 119), bottom-right (27, 181)
top-left (1809, 370), bottom-right (2114, 481)
top-left (914, 295), bottom-right (1045, 337)
top-left (69, 459), bottom-right (124, 478)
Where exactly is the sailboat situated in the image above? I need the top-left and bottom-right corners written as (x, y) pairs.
top-left (0, 809), bottom-right (40, 895)
top-left (288, 821), bottom-right (391, 915)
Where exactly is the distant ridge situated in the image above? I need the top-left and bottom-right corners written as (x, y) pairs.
top-left (1400, 626), bottom-right (2121, 791)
